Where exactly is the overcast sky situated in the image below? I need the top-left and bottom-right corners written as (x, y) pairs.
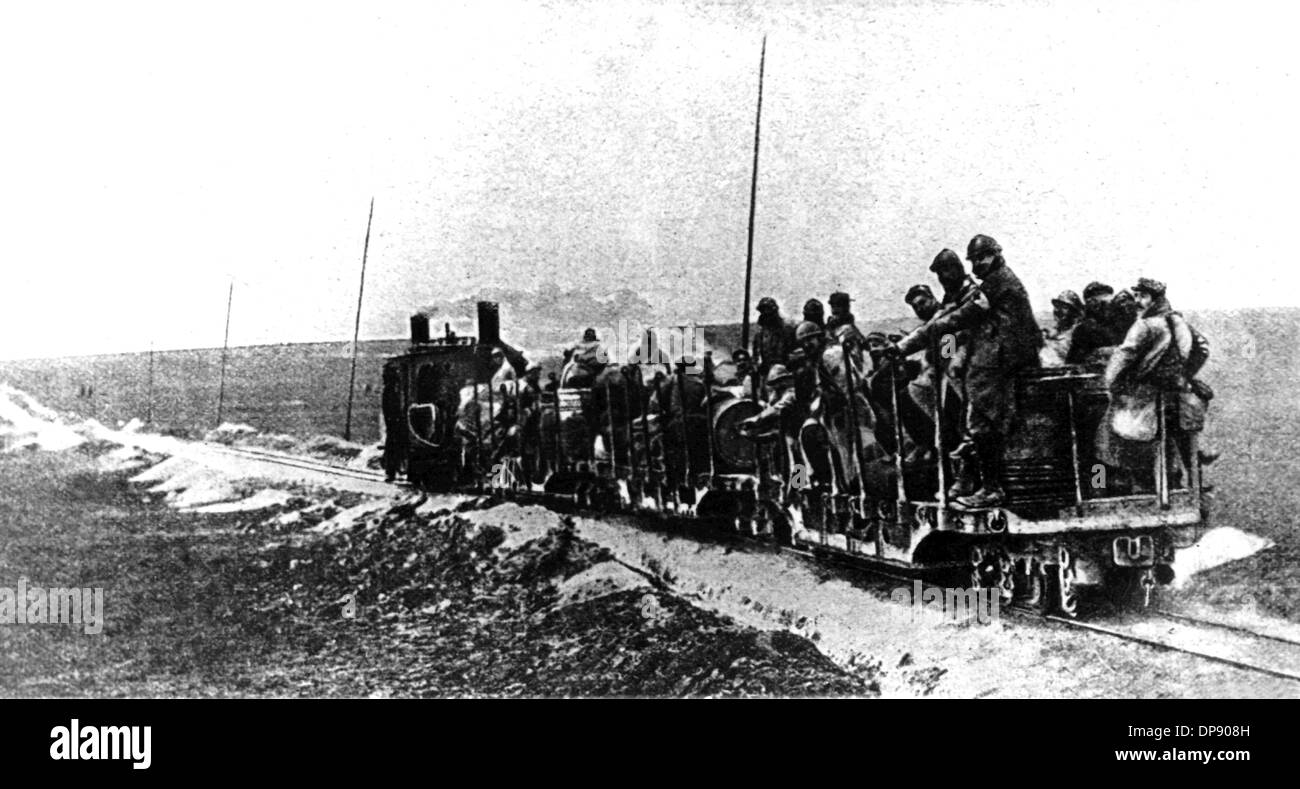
top-left (2, 0), bottom-right (1298, 359)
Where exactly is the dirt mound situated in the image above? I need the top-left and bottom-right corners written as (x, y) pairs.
top-left (254, 502), bottom-right (873, 696)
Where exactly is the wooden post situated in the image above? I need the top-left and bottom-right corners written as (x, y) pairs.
top-left (739, 35), bottom-right (767, 352)
top-left (216, 281), bottom-right (233, 427)
top-left (343, 197), bottom-right (375, 442)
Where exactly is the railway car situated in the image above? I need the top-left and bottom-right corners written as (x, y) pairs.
top-left (381, 301), bottom-right (1212, 616)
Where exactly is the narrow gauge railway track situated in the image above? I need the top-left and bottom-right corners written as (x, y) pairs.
top-left (197, 442), bottom-right (410, 486)
top-left (517, 497), bottom-right (1300, 688)
top-left (1030, 610), bottom-right (1300, 684)
top-left (170, 448), bottom-right (1300, 686)
top-left (1151, 610), bottom-right (1300, 648)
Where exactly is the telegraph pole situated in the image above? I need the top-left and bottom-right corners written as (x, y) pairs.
top-left (343, 197), bottom-right (375, 442)
top-left (216, 281), bottom-right (233, 427)
top-left (739, 35), bottom-right (767, 352)
top-left (146, 340), bottom-right (154, 424)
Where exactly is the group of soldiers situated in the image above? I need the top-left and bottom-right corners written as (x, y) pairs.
top-left (737, 233), bottom-right (1213, 510)
top-left (411, 232), bottom-right (1213, 510)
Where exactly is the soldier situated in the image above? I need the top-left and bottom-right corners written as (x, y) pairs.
top-left (901, 283), bottom-right (963, 453)
top-left (739, 364), bottom-right (800, 437)
top-left (752, 296), bottom-right (794, 377)
top-left (489, 347), bottom-right (516, 386)
top-left (889, 234), bottom-right (1042, 509)
top-left (651, 356), bottom-right (710, 486)
top-left (1041, 290), bottom-right (1084, 367)
top-left (826, 291), bottom-right (866, 354)
top-left (1103, 278), bottom-right (1212, 485)
top-left (562, 328), bottom-right (606, 387)
top-left (929, 249), bottom-right (976, 408)
top-left (1108, 288), bottom-right (1141, 342)
top-left (1071, 282), bottom-right (1118, 361)
top-left (931, 248), bottom-right (979, 307)
top-left (803, 298), bottom-right (826, 329)
top-left (863, 331), bottom-right (889, 372)
top-left (738, 364), bottom-right (805, 489)
top-left (790, 321), bottom-right (875, 489)
top-left (865, 306), bottom-right (933, 462)
top-left (721, 348), bottom-right (757, 398)
top-left (380, 362), bottom-right (406, 482)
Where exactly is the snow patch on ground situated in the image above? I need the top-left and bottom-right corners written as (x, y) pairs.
top-left (1171, 526), bottom-right (1274, 588)
top-left (168, 476), bottom-right (243, 509)
top-left (97, 446), bottom-right (152, 474)
top-left (0, 382), bottom-right (86, 452)
top-left (191, 489), bottom-right (296, 514)
top-left (347, 443), bottom-right (385, 471)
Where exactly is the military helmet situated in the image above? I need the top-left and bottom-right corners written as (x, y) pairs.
top-left (766, 364), bottom-right (794, 386)
top-left (828, 291), bottom-right (852, 308)
top-left (1082, 281), bottom-right (1114, 301)
top-left (1132, 278), bottom-right (1166, 297)
top-left (905, 284), bottom-right (935, 304)
top-left (930, 248), bottom-right (963, 273)
top-left (1051, 290), bottom-right (1084, 313)
top-left (803, 298), bottom-right (824, 318)
top-left (795, 321), bottom-right (824, 343)
top-left (966, 234), bottom-right (1002, 262)
top-left (757, 296), bottom-right (779, 314)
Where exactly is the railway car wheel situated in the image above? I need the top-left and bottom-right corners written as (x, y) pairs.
top-left (1014, 564), bottom-right (1046, 611)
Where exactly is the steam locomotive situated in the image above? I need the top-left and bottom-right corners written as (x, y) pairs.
top-left (380, 302), bottom-right (1212, 616)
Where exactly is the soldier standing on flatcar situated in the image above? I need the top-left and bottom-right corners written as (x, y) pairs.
top-left (1071, 282), bottom-right (1119, 362)
top-left (929, 249), bottom-right (977, 412)
top-left (1103, 278), bottom-right (1213, 486)
top-left (752, 297), bottom-right (795, 378)
top-left (826, 291), bottom-right (866, 357)
top-left (489, 346), bottom-right (516, 386)
top-left (563, 328), bottom-right (607, 387)
top-left (1108, 289), bottom-right (1141, 341)
top-left (931, 249), bottom-right (979, 308)
top-left (803, 299), bottom-right (825, 329)
top-left (889, 234), bottom-right (1042, 509)
top-left (902, 283), bottom-right (964, 455)
top-left (737, 364), bottom-right (805, 484)
top-left (791, 321), bottom-right (875, 490)
top-left (859, 296), bottom-right (931, 463)
top-left (515, 363), bottom-right (544, 474)
top-left (1040, 290), bottom-right (1085, 367)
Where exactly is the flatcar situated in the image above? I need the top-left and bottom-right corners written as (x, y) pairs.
top-left (380, 301), bottom-right (1212, 616)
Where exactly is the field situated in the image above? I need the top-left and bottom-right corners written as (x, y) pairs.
top-left (0, 340), bottom-right (408, 445)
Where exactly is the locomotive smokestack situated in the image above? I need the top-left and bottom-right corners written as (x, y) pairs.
top-left (410, 313), bottom-right (430, 344)
top-left (477, 301), bottom-right (500, 347)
